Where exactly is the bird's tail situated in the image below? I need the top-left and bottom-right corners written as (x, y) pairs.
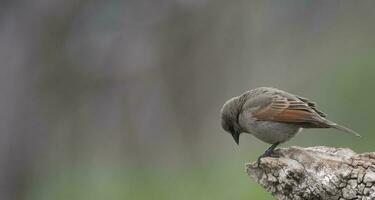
top-left (325, 119), bottom-right (361, 137)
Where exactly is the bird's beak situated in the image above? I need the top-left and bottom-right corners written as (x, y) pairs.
top-left (232, 132), bottom-right (240, 145)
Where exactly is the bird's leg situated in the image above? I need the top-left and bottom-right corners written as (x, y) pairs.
top-left (257, 142), bottom-right (280, 166)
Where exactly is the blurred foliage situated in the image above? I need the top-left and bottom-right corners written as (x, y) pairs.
top-left (29, 162), bottom-right (271, 200)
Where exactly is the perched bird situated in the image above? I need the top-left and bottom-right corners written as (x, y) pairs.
top-left (220, 87), bottom-right (360, 162)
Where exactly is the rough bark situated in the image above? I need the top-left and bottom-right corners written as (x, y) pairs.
top-left (246, 146), bottom-right (375, 200)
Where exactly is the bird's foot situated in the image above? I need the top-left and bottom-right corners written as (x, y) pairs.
top-left (257, 147), bottom-right (280, 167)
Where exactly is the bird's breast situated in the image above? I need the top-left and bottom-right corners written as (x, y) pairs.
top-left (239, 112), bottom-right (301, 144)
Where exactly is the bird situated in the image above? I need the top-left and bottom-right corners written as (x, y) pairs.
top-left (220, 87), bottom-right (360, 163)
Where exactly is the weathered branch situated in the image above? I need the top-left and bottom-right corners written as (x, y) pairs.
top-left (246, 146), bottom-right (375, 200)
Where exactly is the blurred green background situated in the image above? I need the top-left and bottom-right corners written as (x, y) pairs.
top-left (1, 1), bottom-right (375, 199)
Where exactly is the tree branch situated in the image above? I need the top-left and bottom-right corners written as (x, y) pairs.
top-left (246, 146), bottom-right (375, 200)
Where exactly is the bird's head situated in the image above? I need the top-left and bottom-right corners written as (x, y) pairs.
top-left (220, 96), bottom-right (243, 145)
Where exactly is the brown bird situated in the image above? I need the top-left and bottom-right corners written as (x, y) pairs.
top-left (220, 87), bottom-right (360, 162)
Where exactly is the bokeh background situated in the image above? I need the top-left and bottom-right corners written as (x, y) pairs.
top-left (1, 1), bottom-right (375, 199)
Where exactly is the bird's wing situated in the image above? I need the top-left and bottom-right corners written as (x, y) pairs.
top-left (295, 95), bottom-right (327, 117)
top-left (252, 94), bottom-right (328, 127)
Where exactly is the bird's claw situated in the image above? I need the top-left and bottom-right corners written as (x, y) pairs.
top-left (256, 150), bottom-right (279, 167)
